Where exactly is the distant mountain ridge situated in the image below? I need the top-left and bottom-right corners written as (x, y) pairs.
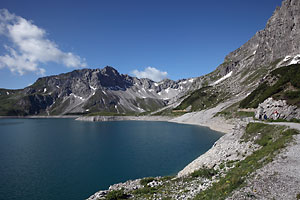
top-left (0, 66), bottom-right (199, 116)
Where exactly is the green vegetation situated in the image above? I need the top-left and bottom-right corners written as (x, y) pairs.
top-left (241, 67), bottom-right (268, 86)
top-left (105, 189), bottom-right (130, 200)
top-left (134, 98), bottom-right (165, 112)
top-left (214, 102), bottom-right (240, 119)
top-left (236, 111), bottom-right (255, 118)
top-left (152, 108), bottom-right (187, 117)
top-left (195, 123), bottom-right (299, 199)
top-left (215, 102), bottom-right (254, 119)
top-left (0, 89), bottom-right (30, 116)
top-left (140, 177), bottom-right (156, 186)
top-left (241, 58), bottom-right (282, 86)
top-left (175, 86), bottom-right (229, 112)
top-left (191, 167), bottom-right (218, 179)
top-left (242, 123), bottom-right (284, 146)
top-left (240, 64), bottom-right (300, 108)
top-left (132, 177), bottom-right (161, 197)
top-left (266, 118), bottom-right (300, 124)
top-left (133, 186), bottom-right (158, 196)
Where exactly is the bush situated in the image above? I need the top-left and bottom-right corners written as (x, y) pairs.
top-left (140, 177), bottom-right (155, 186)
top-left (105, 189), bottom-right (130, 200)
top-left (133, 186), bottom-right (158, 195)
top-left (191, 167), bottom-right (218, 179)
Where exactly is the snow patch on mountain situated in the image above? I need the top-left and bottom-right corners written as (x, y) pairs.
top-left (211, 71), bottom-right (233, 86)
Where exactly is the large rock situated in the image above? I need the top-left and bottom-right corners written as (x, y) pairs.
top-left (255, 97), bottom-right (300, 120)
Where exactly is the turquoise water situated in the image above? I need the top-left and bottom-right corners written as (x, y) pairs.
top-left (0, 118), bottom-right (222, 200)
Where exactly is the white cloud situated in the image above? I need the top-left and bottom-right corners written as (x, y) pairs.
top-left (132, 67), bottom-right (168, 82)
top-left (0, 9), bottom-right (87, 75)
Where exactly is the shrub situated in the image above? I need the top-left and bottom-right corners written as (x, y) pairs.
top-left (133, 186), bottom-right (158, 195)
top-left (191, 167), bottom-right (218, 179)
top-left (105, 189), bottom-right (130, 200)
top-left (140, 177), bottom-right (155, 186)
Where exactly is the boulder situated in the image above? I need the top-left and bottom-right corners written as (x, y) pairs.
top-left (255, 98), bottom-right (300, 120)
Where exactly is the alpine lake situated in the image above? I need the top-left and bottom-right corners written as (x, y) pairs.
top-left (0, 118), bottom-right (223, 200)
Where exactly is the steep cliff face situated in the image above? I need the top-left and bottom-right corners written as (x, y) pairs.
top-left (255, 0), bottom-right (300, 66)
top-left (174, 0), bottom-right (300, 112)
top-left (218, 0), bottom-right (300, 77)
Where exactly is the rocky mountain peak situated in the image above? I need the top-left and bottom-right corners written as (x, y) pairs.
top-left (100, 66), bottom-right (120, 77)
top-left (213, 0), bottom-right (300, 92)
top-left (253, 0), bottom-right (300, 67)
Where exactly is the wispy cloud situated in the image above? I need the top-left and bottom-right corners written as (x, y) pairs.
top-left (0, 9), bottom-right (87, 75)
top-left (132, 67), bottom-right (168, 82)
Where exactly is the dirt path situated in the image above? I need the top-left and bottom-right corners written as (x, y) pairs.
top-left (265, 122), bottom-right (300, 131)
top-left (228, 122), bottom-right (300, 200)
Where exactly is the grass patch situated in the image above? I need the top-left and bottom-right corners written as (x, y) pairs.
top-left (105, 189), bottom-right (130, 200)
top-left (140, 177), bottom-right (156, 186)
top-left (266, 118), bottom-right (300, 124)
top-left (215, 102), bottom-right (254, 119)
top-left (242, 123), bottom-right (284, 145)
top-left (175, 86), bottom-right (229, 112)
top-left (133, 186), bottom-right (158, 195)
top-left (241, 67), bottom-right (268, 87)
top-left (191, 167), bottom-right (218, 179)
top-left (236, 111), bottom-right (255, 118)
top-left (194, 123), bottom-right (299, 199)
top-left (152, 108), bottom-right (187, 117)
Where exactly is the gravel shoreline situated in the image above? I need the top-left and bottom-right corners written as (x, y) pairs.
top-left (75, 115), bottom-right (174, 123)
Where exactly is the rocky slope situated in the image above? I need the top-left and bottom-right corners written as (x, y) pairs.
top-left (172, 0), bottom-right (300, 114)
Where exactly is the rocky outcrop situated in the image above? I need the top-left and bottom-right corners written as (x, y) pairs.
top-left (255, 97), bottom-right (300, 120)
top-left (254, 0), bottom-right (300, 67)
top-left (226, 0), bottom-right (300, 71)
top-left (255, 98), bottom-right (300, 120)
top-left (212, 0), bottom-right (300, 99)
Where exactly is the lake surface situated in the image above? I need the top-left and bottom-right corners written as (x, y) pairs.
top-left (0, 118), bottom-right (222, 200)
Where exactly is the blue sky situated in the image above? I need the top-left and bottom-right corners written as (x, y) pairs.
top-left (0, 0), bottom-right (283, 89)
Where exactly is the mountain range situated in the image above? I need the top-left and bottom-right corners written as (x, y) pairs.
top-left (0, 0), bottom-right (300, 117)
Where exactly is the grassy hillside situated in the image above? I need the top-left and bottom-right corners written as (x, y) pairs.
top-left (174, 86), bottom-right (229, 112)
top-left (240, 64), bottom-right (300, 108)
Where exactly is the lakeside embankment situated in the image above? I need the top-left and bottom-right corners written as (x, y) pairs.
top-left (75, 115), bottom-right (174, 122)
top-left (76, 115), bottom-right (234, 134)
